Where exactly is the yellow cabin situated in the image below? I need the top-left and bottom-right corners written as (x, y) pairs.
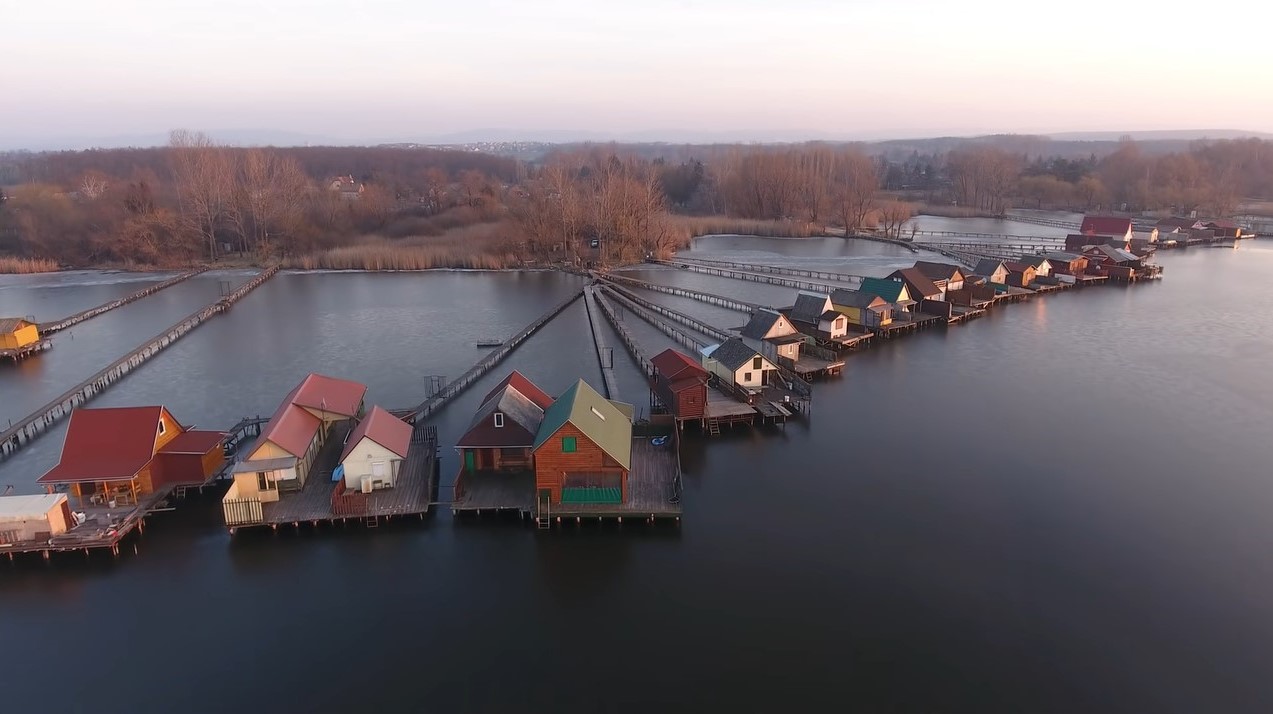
top-left (0, 318), bottom-right (40, 350)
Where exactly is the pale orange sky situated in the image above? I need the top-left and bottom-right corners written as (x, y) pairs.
top-left (5, 0), bottom-right (1271, 147)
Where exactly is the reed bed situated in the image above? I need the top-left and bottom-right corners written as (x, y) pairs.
top-left (0, 256), bottom-right (59, 274)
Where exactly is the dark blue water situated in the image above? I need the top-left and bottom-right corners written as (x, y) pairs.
top-left (2, 242), bottom-right (1272, 713)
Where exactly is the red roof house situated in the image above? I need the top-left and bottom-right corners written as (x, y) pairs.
top-left (457, 372), bottom-right (551, 473)
top-left (39, 406), bottom-right (225, 505)
top-left (479, 370), bottom-right (554, 410)
top-left (1080, 216), bottom-right (1134, 241)
top-left (239, 373), bottom-right (367, 488)
top-left (651, 348), bottom-right (709, 423)
top-left (338, 406), bottom-right (413, 490)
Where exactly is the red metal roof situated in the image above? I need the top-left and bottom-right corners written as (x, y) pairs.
top-left (158, 430), bottom-right (226, 455)
top-left (39, 407), bottom-right (169, 483)
top-left (341, 406), bottom-right (411, 462)
top-left (257, 403), bottom-right (322, 458)
top-left (1080, 216), bottom-right (1133, 236)
top-left (480, 371), bottom-right (554, 410)
top-left (651, 349), bottom-right (707, 382)
top-left (289, 373), bottom-right (367, 417)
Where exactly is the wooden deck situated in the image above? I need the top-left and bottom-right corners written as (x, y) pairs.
top-left (541, 437), bottom-right (682, 521)
top-left (452, 470), bottom-right (536, 514)
top-left (1, 487), bottom-right (174, 558)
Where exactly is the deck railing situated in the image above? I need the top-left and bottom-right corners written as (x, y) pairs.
top-left (331, 479), bottom-right (368, 516)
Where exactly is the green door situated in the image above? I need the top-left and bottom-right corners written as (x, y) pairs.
top-left (464, 450), bottom-right (475, 472)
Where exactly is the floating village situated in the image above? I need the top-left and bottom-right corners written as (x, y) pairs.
top-left (0, 214), bottom-right (1262, 561)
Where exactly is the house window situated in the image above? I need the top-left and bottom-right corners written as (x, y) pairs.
top-left (835, 317), bottom-right (844, 328)
top-left (157, 420), bottom-right (166, 436)
top-left (493, 412), bottom-right (504, 428)
top-left (752, 356), bottom-right (762, 370)
top-left (256, 472), bottom-right (269, 491)
top-left (562, 436), bottom-right (577, 453)
top-left (743, 371), bottom-right (752, 383)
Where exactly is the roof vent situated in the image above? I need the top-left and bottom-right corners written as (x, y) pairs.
top-left (590, 407), bottom-right (606, 421)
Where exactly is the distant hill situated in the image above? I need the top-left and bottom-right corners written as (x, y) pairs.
top-left (1047, 129), bottom-right (1273, 141)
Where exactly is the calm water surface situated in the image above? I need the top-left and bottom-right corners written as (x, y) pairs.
top-left (1, 241), bottom-right (1271, 713)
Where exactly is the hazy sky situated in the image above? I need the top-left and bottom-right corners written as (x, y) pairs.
top-left (5, 0), bottom-right (1271, 147)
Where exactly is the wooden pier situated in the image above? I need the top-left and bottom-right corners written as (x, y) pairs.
top-left (0, 266), bottom-right (280, 462)
top-left (539, 437), bottom-right (682, 524)
top-left (582, 285), bottom-right (621, 400)
top-left (600, 282), bottom-right (732, 343)
top-left (412, 287), bottom-right (584, 422)
top-left (0, 339), bottom-right (52, 362)
top-left (225, 422), bottom-right (438, 532)
top-left (651, 258), bottom-right (848, 294)
top-left (661, 255), bottom-right (867, 287)
top-left (599, 271), bottom-right (762, 313)
top-left (38, 267), bottom-right (210, 335)
top-left (1000, 214), bottom-right (1081, 230)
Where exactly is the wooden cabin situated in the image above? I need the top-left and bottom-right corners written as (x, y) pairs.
top-left (532, 380), bottom-right (633, 506)
top-left (1080, 215), bottom-right (1134, 242)
top-left (859, 277), bottom-right (916, 316)
top-left (1016, 255), bottom-right (1053, 279)
top-left (225, 373), bottom-right (366, 508)
top-left (738, 308), bottom-right (805, 363)
top-left (887, 268), bottom-right (943, 304)
top-left (1003, 262), bottom-right (1037, 288)
top-left (1206, 220), bottom-right (1242, 238)
top-left (1083, 244), bottom-right (1143, 268)
top-left (702, 338), bottom-right (778, 393)
top-left (785, 292), bottom-right (849, 341)
top-left (1041, 252), bottom-right (1089, 276)
top-left (650, 349), bottom-right (708, 424)
top-left (972, 259), bottom-right (1010, 285)
top-left (338, 406), bottom-right (412, 491)
top-left (912, 261), bottom-right (966, 294)
top-left (830, 288), bottom-right (891, 329)
top-left (1156, 217), bottom-right (1204, 232)
top-left (39, 407), bottom-right (226, 507)
top-left (0, 494), bottom-right (74, 545)
top-left (455, 371), bottom-right (552, 474)
top-left (0, 318), bottom-right (40, 350)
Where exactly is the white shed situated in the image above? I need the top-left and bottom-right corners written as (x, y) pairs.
top-left (0, 494), bottom-right (73, 544)
top-left (339, 406), bottom-right (412, 491)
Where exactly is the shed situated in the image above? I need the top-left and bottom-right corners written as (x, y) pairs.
top-left (702, 337), bottom-right (776, 391)
top-left (912, 261), bottom-right (966, 292)
top-left (339, 406), bottom-right (412, 490)
top-left (887, 268), bottom-right (943, 302)
top-left (0, 494), bottom-right (73, 544)
top-left (1003, 261), bottom-right (1037, 288)
top-left (651, 348), bottom-right (709, 422)
top-left (830, 288), bottom-right (891, 329)
top-left (972, 259), bottom-right (1010, 285)
top-left (1080, 215), bottom-right (1134, 241)
top-left (0, 318), bottom-right (39, 350)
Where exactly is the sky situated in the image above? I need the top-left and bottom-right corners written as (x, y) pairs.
top-left (4, 0), bottom-right (1272, 149)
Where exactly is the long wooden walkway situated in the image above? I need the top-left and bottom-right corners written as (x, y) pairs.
top-left (650, 258), bottom-right (849, 294)
top-left (660, 256), bottom-right (866, 288)
top-left (599, 271), bottom-right (762, 313)
top-left (601, 282), bottom-right (732, 343)
top-left (908, 230), bottom-right (1067, 244)
top-left (0, 266), bottom-right (280, 462)
top-left (1001, 214), bottom-right (1081, 230)
top-left (582, 285), bottom-right (621, 400)
top-left (38, 267), bottom-right (211, 334)
top-left (411, 287), bottom-right (584, 422)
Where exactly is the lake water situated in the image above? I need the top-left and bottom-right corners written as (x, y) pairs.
top-left (2, 235), bottom-right (1272, 712)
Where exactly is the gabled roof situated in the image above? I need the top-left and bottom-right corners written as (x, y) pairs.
top-left (1003, 261), bottom-right (1034, 273)
top-left (1206, 219), bottom-right (1238, 229)
top-left (456, 383), bottom-right (546, 448)
top-left (0, 317), bottom-right (35, 334)
top-left (1156, 216), bottom-right (1200, 230)
top-left (1085, 244), bottom-right (1140, 263)
top-left (789, 292), bottom-right (832, 324)
top-left (912, 261), bottom-right (965, 282)
top-left (39, 407), bottom-right (171, 484)
top-left (257, 404), bottom-right (322, 458)
top-left (533, 380), bottom-right (632, 470)
top-left (158, 430), bottom-right (226, 455)
top-left (707, 337), bottom-right (766, 372)
top-left (739, 309), bottom-right (788, 340)
top-left (830, 288), bottom-right (888, 310)
top-left (341, 406), bottom-right (411, 462)
top-left (888, 268), bottom-right (942, 299)
top-left (973, 259), bottom-right (1008, 277)
top-left (1042, 251), bottom-right (1083, 262)
top-left (480, 371), bottom-right (554, 410)
top-left (1080, 215), bottom-right (1133, 236)
top-left (289, 373), bottom-right (367, 417)
top-left (1016, 255), bottom-right (1050, 269)
top-left (860, 277), bottom-right (911, 304)
top-left (651, 348), bottom-right (707, 382)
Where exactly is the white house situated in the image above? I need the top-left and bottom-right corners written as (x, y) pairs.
top-left (702, 337), bottom-right (778, 392)
top-left (787, 292), bottom-right (848, 340)
top-left (339, 406), bottom-right (412, 491)
top-left (737, 309), bottom-right (805, 363)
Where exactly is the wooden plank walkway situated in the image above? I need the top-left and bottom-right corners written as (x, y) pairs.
top-left (590, 287), bottom-right (655, 374)
top-left (542, 438), bottom-right (682, 521)
top-left (452, 470), bottom-right (535, 514)
top-left (650, 258), bottom-right (848, 294)
top-left (0, 266), bottom-right (280, 462)
top-left (598, 271), bottom-right (762, 313)
top-left (38, 267), bottom-right (211, 334)
top-left (582, 285), bottom-right (621, 400)
top-left (664, 256), bottom-right (867, 287)
top-left (600, 282), bottom-right (732, 343)
top-left (412, 287), bottom-right (584, 422)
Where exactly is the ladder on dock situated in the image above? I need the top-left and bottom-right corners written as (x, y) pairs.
top-left (708, 419), bottom-right (721, 436)
top-left (536, 492), bottom-right (551, 529)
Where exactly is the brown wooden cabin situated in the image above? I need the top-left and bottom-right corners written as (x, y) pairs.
top-left (1003, 262), bottom-right (1037, 288)
top-left (38, 406), bottom-right (225, 506)
top-left (455, 371), bottom-right (553, 474)
top-left (1041, 252), bottom-right (1089, 276)
top-left (532, 380), bottom-right (633, 506)
top-left (650, 348), bottom-right (708, 424)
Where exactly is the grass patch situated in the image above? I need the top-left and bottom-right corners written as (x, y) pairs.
top-left (0, 256), bottom-right (59, 274)
top-left (285, 221), bottom-right (521, 270)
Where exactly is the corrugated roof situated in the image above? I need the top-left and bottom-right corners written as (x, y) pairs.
top-left (257, 404), bottom-right (322, 458)
top-left (480, 371), bottom-right (554, 410)
top-left (0, 317), bottom-right (35, 334)
top-left (290, 373), bottom-right (367, 417)
top-left (533, 380), bottom-right (632, 470)
top-left (39, 407), bottom-right (168, 483)
top-left (341, 406), bottom-right (411, 462)
top-left (860, 277), bottom-right (909, 304)
top-left (1080, 215), bottom-right (1133, 236)
top-left (158, 430), bottom-right (226, 455)
top-left (651, 348), bottom-right (707, 382)
top-left (830, 288), bottom-right (887, 310)
top-left (790, 292), bottom-right (832, 324)
top-left (0, 494), bottom-right (67, 520)
top-left (708, 337), bottom-right (765, 372)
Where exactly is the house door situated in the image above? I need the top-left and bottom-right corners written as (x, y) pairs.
top-left (464, 450), bottom-right (475, 472)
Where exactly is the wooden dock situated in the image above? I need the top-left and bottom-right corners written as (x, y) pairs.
top-left (0, 266), bottom-right (280, 462)
top-left (0, 339), bottom-right (52, 362)
top-left (539, 437), bottom-right (682, 524)
top-left (38, 267), bottom-right (210, 335)
top-left (226, 422), bottom-right (438, 532)
top-left (600, 282), bottom-right (732, 343)
top-left (664, 255), bottom-right (867, 287)
top-left (412, 287), bottom-right (584, 422)
top-left (599, 271), bottom-right (762, 313)
top-left (651, 258), bottom-right (848, 294)
top-left (452, 470), bottom-right (536, 515)
top-left (582, 285), bottom-right (621, 400)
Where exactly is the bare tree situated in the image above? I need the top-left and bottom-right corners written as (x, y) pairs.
top-left (832, 148), bottom-right (878, 233)
top-left (169, 129), bottom-right (235, 260)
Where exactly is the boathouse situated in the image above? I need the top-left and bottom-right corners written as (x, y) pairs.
top-left (338, 406), bottom-right (412, 491)
top-left (532, 380), bottom-right (633, 507)
top-left (38, 406), bottom-right (226, 507)
top-left (702, 338), bottom-right (778, 393)
top-left (912, 261), bottom-right (966, 295)
top-left (1080, 215), bottom-right (1134, 242)
top-left (1003, 262), bottom-right (1037, 288)
top-left (972, 259), bottom-right (1010, 285)
top-left (785, 292), bottom-right (849, 341)
top-left (650, 348), bottom-right (708, 425)
top-left (830, 288), bottom-right (891, 329)
top-left (1206, 220), bottom-right (1242, 238)
top-left (860, 276), bottom-right (916, 317)
top-left (1016, 255), bottom-right (1053, 279)
top-left (0, 318), bottom-right (39, 350)
top-left (455, 371), bottom-right (551, 474)
top-left (738, 308), bottom-right (806, 364)
top-left (225, 373), bottom-right (366, 508)
top-left (887, 268), bottom-right (943, 304)
top-left (0, 494), bottom-right (73, 545)
top-left (1157, 217), bottom-right (1204, 231)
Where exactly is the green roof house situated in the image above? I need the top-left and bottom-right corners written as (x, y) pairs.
top-left (532, 379), bottom-right (633, 506)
